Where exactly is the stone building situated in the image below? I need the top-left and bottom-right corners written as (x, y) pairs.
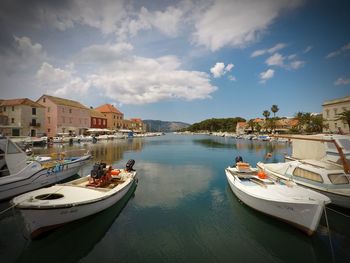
top-left (323, 95), bottom-right (350, 134)
top-left (0, 98), bottom-right (45, 137)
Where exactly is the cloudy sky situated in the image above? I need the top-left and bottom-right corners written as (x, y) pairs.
top-left (0, 0), bottom-right (349, 123)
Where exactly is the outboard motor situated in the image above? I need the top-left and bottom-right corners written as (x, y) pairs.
top-left (125, 159), bottom-right (135, 172)
top-left (91, 163), bottom-right (105, 179)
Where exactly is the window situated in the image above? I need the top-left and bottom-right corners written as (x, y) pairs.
top-left (43, 98), bottom-right (46, 103)
top-left (69, 109), bottom-right (72, 114)
top-left (93, 118), bottom-right (96, 125)
top-left (11, 118), bottom-right (14, 123)
top-left (7, 140), bottom-right (21, 154)
top-left (32, 108), bottom-right (36, 115)
top-left (31, 119), bottom-right (36, 126)
top-left (3, 107), bottom-right (6, 112)
top-left (12, 106), bottom-right (15, 111)
top-left (48, 128), bottom-right (50, 133)
top-left (98, 119), bottom-right (101, 125)
top-left (293, 167), bottom-right (323, 183)
top-left (328, 173), bottom-right (349, 185)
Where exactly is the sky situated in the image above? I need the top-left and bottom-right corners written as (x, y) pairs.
top-left (0, 0), bottom-right (349, 124)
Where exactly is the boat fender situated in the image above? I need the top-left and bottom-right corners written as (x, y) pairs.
top-left (111, 169), bottom-right (121, 176)
top-left (257, 171), bottom-right (267, 179)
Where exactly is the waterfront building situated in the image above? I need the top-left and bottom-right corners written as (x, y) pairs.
top-left (323, 95), bottom-right (350, 134)
top-left (89, 108), bottom-right (107, 129)
top-left (129, 118), bottom-right (146, 133)
top-left (236, 122), bottom-right (247, 134)
top-left (37, 95), bottom-right (90, 137)
top-left (95, 104), bottom-right (124, 131)
top-left (274, 118), bottom-right (298, 133)
top-left (0, 98), bottom-right (45, 137)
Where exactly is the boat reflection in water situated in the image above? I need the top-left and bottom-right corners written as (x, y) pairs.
top-left (16, 181), bottom-right (137, 263)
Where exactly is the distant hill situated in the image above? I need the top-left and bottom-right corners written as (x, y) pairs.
top-left (143, 120), bottom-right (190, 132)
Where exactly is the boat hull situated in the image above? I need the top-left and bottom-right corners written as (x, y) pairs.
top-left (13, 172), bottom-right (136, 238)
top-left (225, 169), bottom-right (327, 235)
top-left (257, 162), bottom-right (350, 209)
top-left (0, 155), bottom-right (90, 201)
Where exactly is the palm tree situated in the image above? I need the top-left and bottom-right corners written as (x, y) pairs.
top-left (336, 110), bottom-right (350, 131)
top-left (263, 110), bottom-right (270, 119)
top-left (262, 110), bottom-right (271, 133)
top-left (271, 105), bottom-right (279, 117)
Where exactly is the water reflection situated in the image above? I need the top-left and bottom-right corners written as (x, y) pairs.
top-left (224, 185), bottom-right (341, 263)
top-left (193, 137), bottom-right (291, 164)
top-left (34, 138), bottom-right (145, 164)
top-left (16, 182), bottom-right (137, 263)
top-left (134, 162), bottom-right (214, 208)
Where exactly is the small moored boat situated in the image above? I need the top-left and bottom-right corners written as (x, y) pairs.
top-left (11, 159), bottom-right (137, 238)
top-left (0, 136), bottom-right (91, 201)
top-left (225, 163), bottom-right (331, 235)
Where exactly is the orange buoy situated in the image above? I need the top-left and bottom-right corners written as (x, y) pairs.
top-left (257, 171), bottom-right (267, 179)
top-left (111, 169), bottom-right (121, 176)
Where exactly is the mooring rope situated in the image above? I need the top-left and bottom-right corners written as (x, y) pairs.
top-left (323, 204), bottom-right (335, 263)
top-left (326, 206), bottom-right (350, 218)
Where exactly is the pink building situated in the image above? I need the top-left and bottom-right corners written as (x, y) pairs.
top-left (37, 95), bottom-right (91, 137)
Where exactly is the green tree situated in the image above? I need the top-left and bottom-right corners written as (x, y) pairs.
top-left (271, 105), bottom-right (279, 117)
top-left (336, 110), bottom-right (350, 132)
top-left (247, 119), bottom-right (255, 133)
top-left (262, 110), bottom-right (270, 119)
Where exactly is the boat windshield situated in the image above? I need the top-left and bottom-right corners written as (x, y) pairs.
top-left (328, 173), bottom-right (350, 185)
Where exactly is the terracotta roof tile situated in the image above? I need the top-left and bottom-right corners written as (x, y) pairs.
top-left (89, 108), bottom-right (106, 118)
top-left (95, 104), bottom-right (123, 114)
top-left (0, 98), bottom-right (45, 108)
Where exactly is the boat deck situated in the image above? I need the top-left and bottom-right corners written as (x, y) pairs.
top-left (65, 176), bottom-right (126, 191)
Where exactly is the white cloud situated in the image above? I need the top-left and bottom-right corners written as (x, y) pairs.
top-left (334, 77), bottom-right (350, 86)
top-left (251, 49), bottom-right (266, 58)
top-left (326, 42), bottom-right (350, 58)
top-left (36, 62), bottom-right (89, 96)
top-left (259, 68), bottom-right (275, 83)
top-left (0, 36), bottom-right (47, 73)
top-left (251, 43), bottom-right (286, 57)
top-left (228, 75), bottom-right (236, 81)
top-left (192, 0), bottom-right (302, 51)
top-left (210, 62), bottom-right (234, 78)
top-left (86, 53), bottom-right (217, 104)
top-left (265, 53), bottom-right (285, 66)
top-left (289, 60), bottom-right (305, 69)
top-left (45, 0), bottom-right (127, 34)
top-left (303, 45), bottom-right (313, 53)
top-left (78, 42), bottom-right (133, 63)
top-left (287, 54), bottom-right (297, 60)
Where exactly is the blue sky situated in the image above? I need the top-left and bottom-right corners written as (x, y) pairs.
top-left (0, 0), bottom-right (349, 124)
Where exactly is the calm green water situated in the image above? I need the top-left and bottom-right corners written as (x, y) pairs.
top-left (1, 134), bottom-right (349, 263)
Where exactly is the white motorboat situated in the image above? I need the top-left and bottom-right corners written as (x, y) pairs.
top-left (225, 164), bottom-right (330, 235)
top-left (257, 160), bottom-right (350, 209)
top-left (11, 160), bottom-right (137, 238)
top-left (0, 136), bottom-right (91, 201)
top-left (258, 134), bottom-right (350, 209)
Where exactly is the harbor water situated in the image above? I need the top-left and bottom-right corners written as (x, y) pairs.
top-left (0, 133), bottom-right (349, 263)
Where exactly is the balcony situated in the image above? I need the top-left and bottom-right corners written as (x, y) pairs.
top-left (29, 122), bottom-right (41, 127)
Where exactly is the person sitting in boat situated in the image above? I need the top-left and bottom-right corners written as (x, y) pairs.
top-left (233, 156), bottom-right (243, 166)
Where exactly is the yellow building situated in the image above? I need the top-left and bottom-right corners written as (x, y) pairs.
top-left (322, 95), bottom-right (350, 134)
top-left (95, 104), bottom-right (124, 130)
